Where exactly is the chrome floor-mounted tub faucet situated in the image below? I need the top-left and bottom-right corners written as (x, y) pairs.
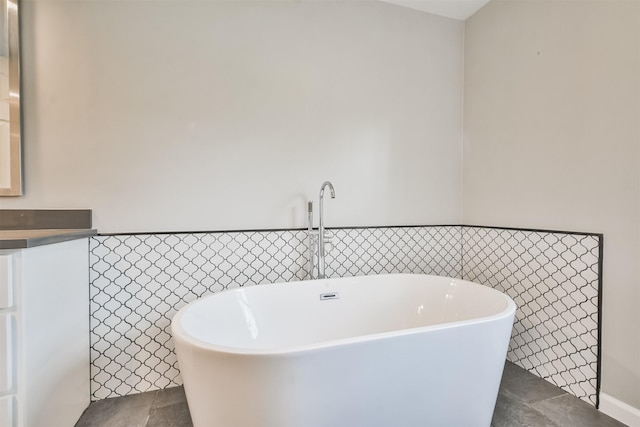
top-left (317, 181), bottom-right (335, 279)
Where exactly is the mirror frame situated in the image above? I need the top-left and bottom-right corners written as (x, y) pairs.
top-left (0, 0), bottom-right (22, 196)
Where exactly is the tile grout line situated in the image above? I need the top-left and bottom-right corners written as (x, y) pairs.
top-left (501, 388), bottom-right (565, 427)
top-left (144, 390), bottom-right (159, 427)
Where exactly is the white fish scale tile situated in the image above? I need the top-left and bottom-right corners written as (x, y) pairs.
top-left (89, 225), bottom-right (600, 408)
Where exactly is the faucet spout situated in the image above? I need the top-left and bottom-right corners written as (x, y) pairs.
top-left (320, 181), bottom-right (335, 199)
top-left (318, 181), bottom-right (335, 279)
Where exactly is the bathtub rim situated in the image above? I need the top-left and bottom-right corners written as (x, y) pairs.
top-left (171, 273), bottom-right (516, 357)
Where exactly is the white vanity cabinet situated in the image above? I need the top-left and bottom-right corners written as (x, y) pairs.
top-left (0, 238), bottom-right (89, 427)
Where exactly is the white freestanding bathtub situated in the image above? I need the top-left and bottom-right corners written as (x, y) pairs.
top-left (171, 274), bottom-right (516, 427)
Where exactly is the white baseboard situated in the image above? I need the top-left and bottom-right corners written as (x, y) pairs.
top-left (600, 393), bottom-right (640, 427)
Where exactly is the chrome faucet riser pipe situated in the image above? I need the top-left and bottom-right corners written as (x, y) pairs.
top-left (307, 201), bottom-right (315, 280)
top-left (318, 181), bottom-right (335, 279)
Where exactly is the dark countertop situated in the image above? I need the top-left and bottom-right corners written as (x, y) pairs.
top-left (0, 209), bottom-right (96, 249)
top-left (0, 228), bottom-right (97, 249)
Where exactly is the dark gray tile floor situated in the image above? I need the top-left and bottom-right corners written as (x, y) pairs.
top-left (492, 362), bottom-right (626, 427)
top-left (76, 361), bottom-right (626, 427)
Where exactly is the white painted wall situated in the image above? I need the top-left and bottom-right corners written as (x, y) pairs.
top-left (6, 0), bottom-right (464, 233)
top-left (464, 0), bottom-right (640, 411)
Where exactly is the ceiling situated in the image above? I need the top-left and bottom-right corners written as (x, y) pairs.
top-left (379, 0), bottom-right (491, 20)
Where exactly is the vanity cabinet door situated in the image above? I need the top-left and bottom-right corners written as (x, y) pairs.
top-left (0, 254), bottom-right (13, 309)
top-left (0, 395), bottom-right (15, 427)
top-left (20, 240), bottom-right (89, 427)
top-left (0, 314), bottom-right (14, 393)
top-left (0, 253), bottom-right (16, 427)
